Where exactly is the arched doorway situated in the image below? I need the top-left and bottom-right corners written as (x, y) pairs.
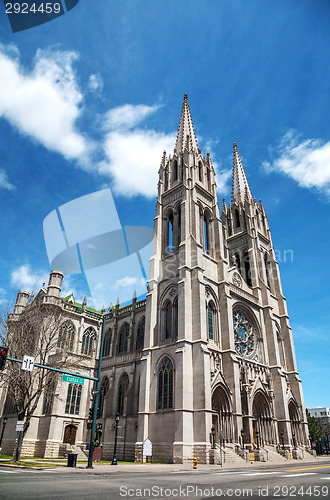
top-left (63, 424), bottom-right (77, 445)
top-left (289, 400), bottom-right (302, 446)
top-left (252, 391), bottom-right (273, 447)
top-left (212, 385), bottom-right (233, 443)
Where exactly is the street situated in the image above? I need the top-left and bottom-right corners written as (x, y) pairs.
top-left (0, 460), bottom-right (329, 500)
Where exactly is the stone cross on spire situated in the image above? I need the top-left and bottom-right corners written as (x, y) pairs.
top-left (174, 94), bottom-right (199, 154)
top-left (231, 142), bottom-right (252, 203)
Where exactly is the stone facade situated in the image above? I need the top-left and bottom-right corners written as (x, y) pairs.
top-left (0, 95), bottom-right (309, 462)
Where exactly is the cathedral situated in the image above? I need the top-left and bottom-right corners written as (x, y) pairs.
top-left (0, 95), bottom-right (309, 463)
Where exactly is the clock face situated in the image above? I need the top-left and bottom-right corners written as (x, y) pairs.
top-left (233, 310), bottom-right (255, 356)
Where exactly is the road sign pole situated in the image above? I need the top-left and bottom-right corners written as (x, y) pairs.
top-left (87, 315), bottom-right (105, 469)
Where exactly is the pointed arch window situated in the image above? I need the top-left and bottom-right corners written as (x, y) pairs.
top-left (234, 209), bottom-right (240, 228)
top-left (157, 357), bottom-right (174, 409)
top-left (118, 322), bottom-right (130, 353)
top-left (243, 250), bottom-right (252, 287)
top-left (65, 384), bottom-right (82, 415)
top-left (199, 161), bottom-right (203, 182)
top-left (58, 321), bottom-right (75, 350)
top-left (165, 301), bottom-right (172, 339)
top-left (117, 373), bottom-right (129, 415)
top-left (81, 327), bottom-right (96, 356)
top-left (136, 316), bottom-right (145, 350)
top-left (172, 160), bottom-right (178, 182)
top-left (102, 329), bottom-right (112, 357)
top-left (207, 301), bottom-right (217, 342)
top-left (168, 212), bottom-right (174, 253)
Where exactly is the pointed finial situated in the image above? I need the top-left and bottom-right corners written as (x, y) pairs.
top-left (29, 289), bottom-right (35, 303)
top-left (116, 297), bottom-right (120, 306)
top-left (101, 303), bottom-right (105, 314)
top-left (82, 296), bottom-right (87, 311)
top-left (132, 289), bottom-right (137, 300)
top-left (222, 198), bottom-right (227, 214)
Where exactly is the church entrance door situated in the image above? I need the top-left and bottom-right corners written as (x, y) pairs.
top-left (63, 424), bottom-right (77, 445)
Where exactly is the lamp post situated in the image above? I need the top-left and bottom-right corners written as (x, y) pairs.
top-left (256, 429), bottom-right (260, 450)
top-left (0, 417), bottom-right (8, 451)
top-left (281, 431), bottom-right (285, 450)
top-left (292, 432), bottom-right (297, 450)
top-left (241, 429), bottom-right (245, 450)
top-left (211, 425), bottom-right (216, 449)
top-left (111, 413), bottom-right (120, 465)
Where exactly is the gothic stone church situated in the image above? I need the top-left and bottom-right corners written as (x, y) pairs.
top-left (1, 95), bottom-right (309, 463)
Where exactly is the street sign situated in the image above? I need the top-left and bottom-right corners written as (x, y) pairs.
top-left (21, 355), bottom-right (35, 372)
top-left (16, 420), bottom-right (24, 432)
top-left (143, 438), bottom-right (152, 457)
top-left (62, 374), bottom-right (84, 385)
top-left (92, 389), bottom-right (100, 395)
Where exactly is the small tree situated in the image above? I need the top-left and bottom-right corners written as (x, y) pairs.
top-left (0, 299), bottom-right (87, 461)
top-left (306, 409), bottom-right (323, 443)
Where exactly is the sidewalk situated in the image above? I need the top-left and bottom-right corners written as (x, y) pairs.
top-left (1, 454), bottom-right (329, 473)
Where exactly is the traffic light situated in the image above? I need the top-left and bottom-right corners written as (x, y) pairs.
top-left (96, 407), bottom-right (101, 419)
top-left (0, 347), bottom-right (8, 371)
top-left (95, 423), bottom-right (103, 447)
top-left (88, 407), bottom-right (93, 420)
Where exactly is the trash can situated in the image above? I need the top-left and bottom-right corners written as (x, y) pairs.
top-left (67, 453), bottom-right (78, 467)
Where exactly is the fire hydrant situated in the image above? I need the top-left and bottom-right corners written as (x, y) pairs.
top-left (193, 456), bottom-right (198, 469)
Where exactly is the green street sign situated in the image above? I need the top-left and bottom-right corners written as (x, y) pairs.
top-left (62, 374), bottom-right (84, 385)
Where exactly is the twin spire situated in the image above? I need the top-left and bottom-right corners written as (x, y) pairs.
top-left (174, 94), bottom-right (252, 203)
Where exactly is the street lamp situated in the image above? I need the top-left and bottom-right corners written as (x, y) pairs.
top-left (0, 417), bottom-right (8, 451)
top-left (211, 426), bottom-right (216, 449)
top-left (292, 432), bottom-right (297, 450)
top-left (281, 431), bottom-right (285, 450)
top-left (111, 413), bottom-right (120, 465)
top-left (255, 429), bottom-right (260, 450)
top-left (241, 429), bottom-right (245, 450)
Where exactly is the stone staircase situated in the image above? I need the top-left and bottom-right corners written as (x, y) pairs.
top-left (210, 443), bottom-right (247, 465)
top-left (263, 445), bottom-right (291, 462)
top-left (59, 443), bottom-right (88, 460)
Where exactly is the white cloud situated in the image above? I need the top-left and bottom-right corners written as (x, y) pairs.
top-left (100, 128), bottom-right (175, 198)
top-left (0, 45), bottom-right (89, 161)
top-left (111, 276), bottom-right (145, 290)
top-left (88, 73), bottom-right (103, 92)
top-left (104, 104), bottom-right (161, 131)
top-left (216, 169), bottom-right (232, 195)
top-left (263, 130), bottom-right (330, 197)
top-left (0, 169), bottom-right (15, 191)
top-left (11, 264), bottom-right (49, 291)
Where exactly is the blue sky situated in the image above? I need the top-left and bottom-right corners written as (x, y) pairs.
top-left (0, 0), bottom-right (329, 407)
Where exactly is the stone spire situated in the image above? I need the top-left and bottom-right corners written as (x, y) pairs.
top-left (174, 94), bottom-right (199, 154)
top-left (231, 142), bottom-right (252, 203)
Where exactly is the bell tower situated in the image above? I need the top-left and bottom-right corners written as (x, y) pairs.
top-left (136, 96), bottom-right (308, 465)
top-left (137, 94), bottom-right (225, 463)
